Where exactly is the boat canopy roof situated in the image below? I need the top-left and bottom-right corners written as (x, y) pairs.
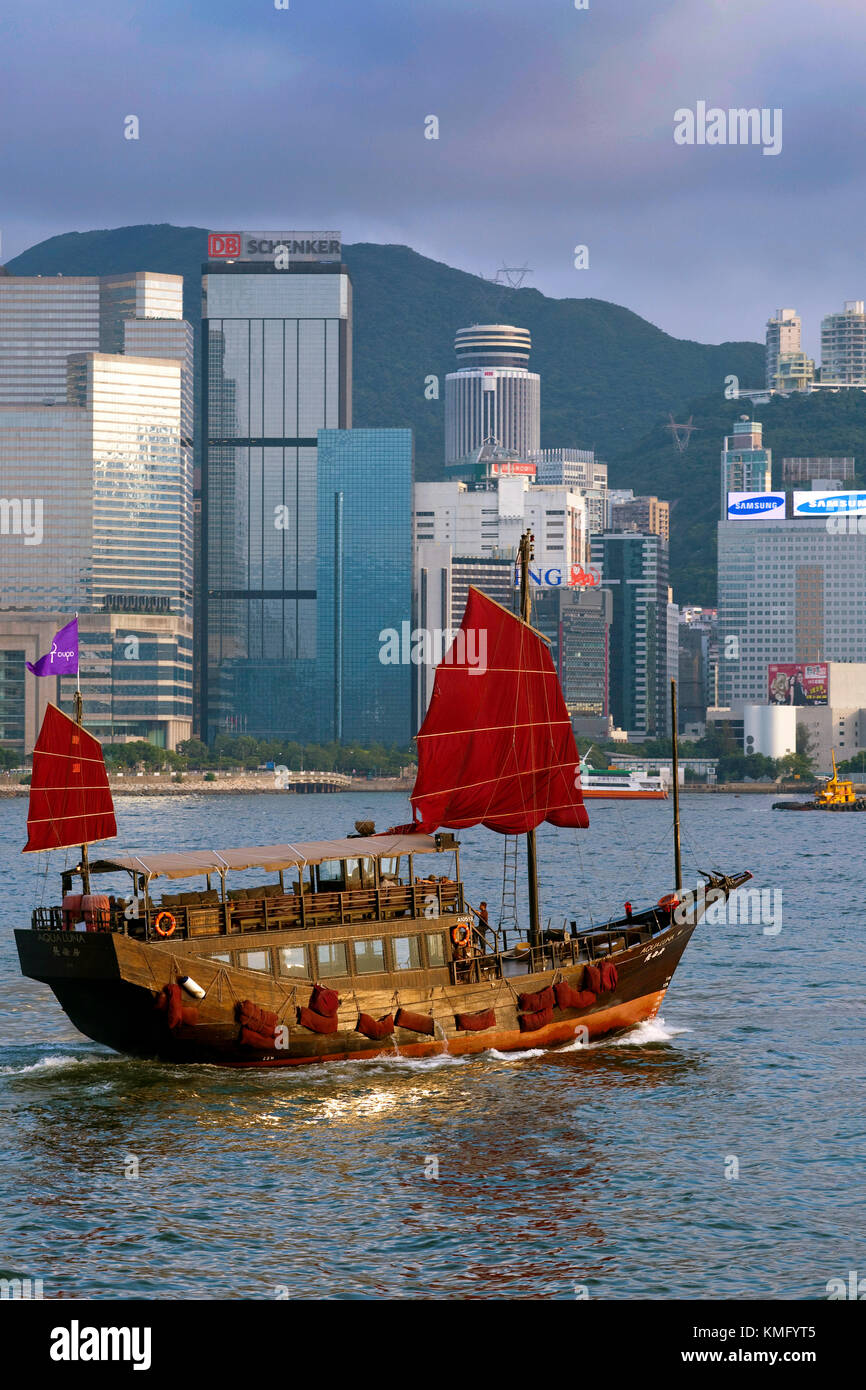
top-left (92, 833), bottom-right (446, 881)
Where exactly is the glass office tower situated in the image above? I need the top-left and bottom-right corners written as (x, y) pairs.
top-left (591, 532), bottom-right (669, 737)
top-left (317, 429), bottom-right (414, 747)
top-left (0, 272), bottom-right (194, 751)
top-left (201, 242), bottom-right (352, 740)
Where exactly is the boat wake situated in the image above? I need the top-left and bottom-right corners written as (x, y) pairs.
top-left (487, 1047), bottom-right (546, 1062)
top-left (604, 1017), bottom-right (689, 1047)
top-left (0, 1051), bottom-right (122, 1077)
top-left (546, 1016), bottom-right (689, 1054)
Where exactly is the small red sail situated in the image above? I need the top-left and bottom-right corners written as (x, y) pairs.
top-left (23, 704), bottom-right (117, 853)
top-left (407, 587), bottom-right (589, 835)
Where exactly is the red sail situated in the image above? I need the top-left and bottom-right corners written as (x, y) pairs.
top-left (23, 704), bottom-right (117, 853)
top-left (408, 587), bottom-right (589, 835)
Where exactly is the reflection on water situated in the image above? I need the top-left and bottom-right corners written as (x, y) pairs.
top-left (0, 793), bottom-right (861, 1299)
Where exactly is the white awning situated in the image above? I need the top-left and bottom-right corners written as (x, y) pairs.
top-left (97, 833), bottom-right (444, 881)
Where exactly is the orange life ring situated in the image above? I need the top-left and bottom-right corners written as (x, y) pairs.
top-left (451, 923), bottom-right (471, 946)
top-left (656, 894), bottom-right (680, 912)
top-left (154, 911), bottom-right (177, 938)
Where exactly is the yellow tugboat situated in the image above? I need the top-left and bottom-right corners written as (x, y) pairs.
top-left (773, 752), bottom-right (866, 811)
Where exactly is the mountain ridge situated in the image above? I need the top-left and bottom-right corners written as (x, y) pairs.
top-left (5, 223), bottom-right (765, 475)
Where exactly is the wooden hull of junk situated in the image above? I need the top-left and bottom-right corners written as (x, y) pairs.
top-left (15, 885), bottom-right (731, 1067)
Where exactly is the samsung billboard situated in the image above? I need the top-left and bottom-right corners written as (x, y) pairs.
top-left (792, 490), bottom-right (866, 517)
top-left (727, 491), bottom-right (786, 519)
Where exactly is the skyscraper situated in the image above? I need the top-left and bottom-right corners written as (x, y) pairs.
top-left (0, 272), bottom-right (193, 752)
top-left (201, 231), bottom-right (351, 741)
top-left (821, 301), bottom-right (866, 383)
top-left (716, 416), bottom-right (866, 707)
top-left (316, 428), bottom-right (414, 747)
top-left (720, 416), bottom-right (772, 516)
top-left (445, 324), bottom-right (540, 465)
top-left (610, 494), bottom-right (670, 543)
top-left (717, 518), bottom-right (866, 706)
top-left (591, 531), bottom-right (670, 737)
top-left (413, 475), bottom-right (588, 715)
top-left (765, 309), bottom-right (801, 390)
top-left (531, 449), bottom-right (606, 490)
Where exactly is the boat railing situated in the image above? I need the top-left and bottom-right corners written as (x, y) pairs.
top-left (450, 916), bottom-right (665, 984)
top-left (32, 880), bottom-right (466, 941)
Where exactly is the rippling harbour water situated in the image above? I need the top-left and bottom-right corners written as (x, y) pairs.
top-left (1, 790), bottom-right (862, 1300)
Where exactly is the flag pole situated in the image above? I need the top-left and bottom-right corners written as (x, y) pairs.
top-left (71, 612), bottom-right (90, 894)
top-left (519, 531), bottom-right (542, 953)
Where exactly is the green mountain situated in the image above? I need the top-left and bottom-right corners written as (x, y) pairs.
top-left (5, 223), bottom-right (764, 477)
top-left (17, 224), bottom-right (863, 607)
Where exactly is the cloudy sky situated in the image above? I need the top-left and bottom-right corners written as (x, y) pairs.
top-left (1, 0), bottom-right (863, 353)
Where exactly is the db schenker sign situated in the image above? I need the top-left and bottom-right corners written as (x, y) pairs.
top-left (207, 232), bottom-right (341, 262)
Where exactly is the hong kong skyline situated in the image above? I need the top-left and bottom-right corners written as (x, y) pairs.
top-left (2, 0), bottom-right (864, 354)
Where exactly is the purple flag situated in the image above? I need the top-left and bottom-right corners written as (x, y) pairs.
top-left (26, 618), bottom-right (79, 677)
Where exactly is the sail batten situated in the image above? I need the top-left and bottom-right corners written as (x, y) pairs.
top-left (408, 587), bottom-right (588, 835)
top-left (23, 704), bottom-right (117, 854)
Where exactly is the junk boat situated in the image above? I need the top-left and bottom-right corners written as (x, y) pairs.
top-left (15, 533), bottom-right (751, 1066)
top-left (773, 751), bottom-right (866, 811)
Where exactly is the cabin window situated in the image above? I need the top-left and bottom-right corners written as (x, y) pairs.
top-left (208, 952), bottom-right (231, 964)
top-left (316, 860), bottom-right (345, 892)
top-left (354, 938), bottom-right (385, 974)
top-left (392, 935), bottom-right (422, 970)
top-left (345, 857), bottom-right (375, 889)
top-left (425, 933), bottom-right (446, 968)
top-left (379, 856), bottom-right (404, 886)
top-left (239, 950), bottom-right (270, 973)
top-left (316, 941), bottom-right (348, 978)
top-left (278, 945), bottom-right (308, 979)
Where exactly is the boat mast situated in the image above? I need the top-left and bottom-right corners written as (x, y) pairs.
top-left (670, 677), bottom-right (682, 892)
top-left (73, 675), bottom-right (91, 895)
top-left (518, 530), bottom-right (542, 950)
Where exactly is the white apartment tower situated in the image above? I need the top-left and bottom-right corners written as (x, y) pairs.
top-left (820, 301), bottom-right (866, 384)
top-left (765, 309), bottom-right (801, 390)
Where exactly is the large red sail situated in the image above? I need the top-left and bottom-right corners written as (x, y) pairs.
top-left (407, 587), bottom-right (589, 835)
top-left (23, 704), bottom-right (117, 853)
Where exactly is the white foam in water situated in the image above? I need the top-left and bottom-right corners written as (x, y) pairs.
top-left (541, 1016), bottom-right (690, 1053)
top-left (369, 1051), bottom-right (467, 1071)
top-left (487, 1048), bottom-right (546, 1061)
top-left (0, 1053), bottom-right (113, 1076)
top-left (605, 1017), bottom-right (689, 1047)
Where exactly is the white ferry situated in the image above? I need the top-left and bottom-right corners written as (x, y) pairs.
top-left (579, 754), bottom-right (668, 800)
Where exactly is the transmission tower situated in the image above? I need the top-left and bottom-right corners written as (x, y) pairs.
top-left (666, 414), bottom-right (698, 453)
top-left (491, 263), bottom-right (532, 289)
